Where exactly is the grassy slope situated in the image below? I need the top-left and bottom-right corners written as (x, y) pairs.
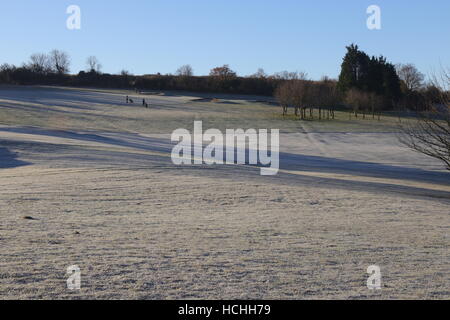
top-left (0, 86), bottom-right (449, 299)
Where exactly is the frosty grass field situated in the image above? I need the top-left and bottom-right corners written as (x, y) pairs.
top-left (0, 85), bottom-right (449, 299)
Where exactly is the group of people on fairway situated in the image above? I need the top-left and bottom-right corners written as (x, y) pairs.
top-left (126, 95), bottom-right (149, 108)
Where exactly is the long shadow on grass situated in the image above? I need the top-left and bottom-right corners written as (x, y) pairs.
top-left (1, 127), bottom-right (449, 188)
top-left (2, 130), bottom-right (450, 200)
top-left (0, 146), bottom-right (30, 169)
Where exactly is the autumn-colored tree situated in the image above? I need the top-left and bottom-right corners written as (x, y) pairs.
top-left (209, 65), bottom-right (237, 80)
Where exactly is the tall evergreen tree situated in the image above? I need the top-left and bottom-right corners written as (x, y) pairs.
top-left (382, 62), bottom-right (402, 104)
top-left (338, 44), bottom-right (402, 109)
top-left (337, 44), bottom-right (370, 92)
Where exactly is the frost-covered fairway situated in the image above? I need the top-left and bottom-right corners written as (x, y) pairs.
top-left (0, 86), bottom-right (449, 299)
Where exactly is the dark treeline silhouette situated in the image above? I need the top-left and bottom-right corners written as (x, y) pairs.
top-left (0, 64), bottom-right (281, 95)
top-left (274, 73), bottom-right (340, 119)
top-left (337, 44), bottom-right (402, 109)
top-left (274, 44), bottom-right (448, 119)
top-left (0, 66), bottom-right (133, 88)
top-left (133, 73), bottom-right (279, 96)
top-left (337, 44), bottom-right (445, 115)
top-left (335, 44), bottom-right (407, 118)
top-left (0, 53), bottom-right (281, 95)
top-left (0, 46), bottom-right (446, 117)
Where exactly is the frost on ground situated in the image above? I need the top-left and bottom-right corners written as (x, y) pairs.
top-left (0, 86), bottom-right (449, 299)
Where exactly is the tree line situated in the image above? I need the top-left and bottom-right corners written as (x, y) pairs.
top-left (273, 44), bottom-right (445, 119)
top-left (0, 46), bottom-right (446, 115)
top-left (0, 52), bottom-right (283, 95)
top-left (0, 46), bottom-right (448, 168)
top-left (274, 73), bottom-right (339, 120)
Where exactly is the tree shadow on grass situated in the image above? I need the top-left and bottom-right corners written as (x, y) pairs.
top-left (1, 127), bottom-right (449, 200)
top-left (0, 146), bottom-right (30, 169)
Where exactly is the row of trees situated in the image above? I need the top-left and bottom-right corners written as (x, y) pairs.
top-left (273, 44), bottom-right (397, 120)
top-left (0, 47), bottom-right (448, 168)
top-left (24, 50), bottom-right (102, 75)
top-left (27, 50), bottom-right (71, 75)
top-left (274, 44), bottom-right (447, 119)
top-left (338, 44), bottom-right (401, 105)
top-left (1, 51), bottom-right (322, 96)
top-left (0, 50), bottom-right (106, 86)
top-left (274, 74), bottom-right (339, 119)
top-left (339, 44), bottom-right (443, 115)
top-left (0, 46), bottom-right (445, 116)
top-left (0, 55), bottom-right (285, 95)
top-left (337, 45), bottom-right (449, 169)
top-left (336, 44), bottom-right (402, 117)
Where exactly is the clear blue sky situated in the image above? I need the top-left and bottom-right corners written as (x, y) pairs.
top-left (1, 0), bottom-right (449, 79)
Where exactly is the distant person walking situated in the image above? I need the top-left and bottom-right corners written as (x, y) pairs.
top-left (126, 95), bottom-right (129, 103)
top-left (142, 98), bottom-right (146, 106)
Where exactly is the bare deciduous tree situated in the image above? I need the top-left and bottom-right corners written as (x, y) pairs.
top-left (250, 68), bottom-right (267, 78)
top-left (399, 69), bottom-right (450, 170)
top-left (28, 53), bottom-right (51, 74)
top-left (275, 73), bottom-right (340, 119)
top-left (345, 88), bottom-right (368, 118)
top-left (311, 80), bottom-right (340, 120)
top-left (120, 70), bottom-right (130, 76)
top-left (271, 71), bottom-right (308, 81)
top-left (176, 65), bottom-right (193, 77)
top-left (396, 63), bottom-right (425, 92)
top-left (345, 88), bottom-right (383, 119)
top-left (291, 80), bottom-right (311, 118)
top-left (275, 79), bottom-right (311, 118)
top-left (274, 81), bottom-right (293, 116)
top-left (86, 56), bottom-right (102, 73)
top-left (49, 50), bottom-right (70, 74)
